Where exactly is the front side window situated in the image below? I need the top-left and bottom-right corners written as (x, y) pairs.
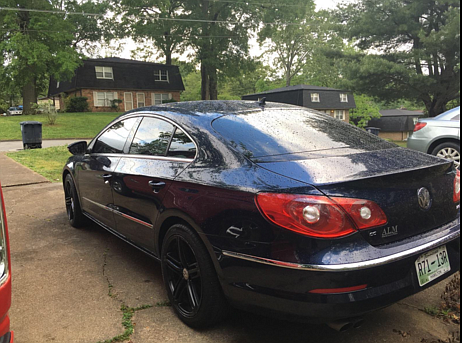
top-left (130, 117), bottom-right (175, 156)
top-left (311, 93), bottom-right (320, 102)
top-left (93, 118), bottom-right (138, 154)
top-left (335, 110), bottom-right (345, 120)
top-left (154, 93), bottom-right (171, 105)
top-left (168, 128), bottom-right (196, 159)
top-left (154, 70), bottom-right (169, 82)
top-left (95, 66), bottom-right (114, 80)
top-left (340, 93), bottom-right (349, 103)
top-left (96, 92), bottom-right (115, 107)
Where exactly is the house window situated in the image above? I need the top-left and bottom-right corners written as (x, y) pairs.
top-left (340, 93), bottom-right (349, 103)
top-left (311, 93), bottom-right (320, 102)
top-left (335, 110), bottom-right (346, 120)
top-left (154, 70), bottom-right (169, 82)
top-left (95, 66), bottom-right (114, 80)
top-left (96, 92), bottom-right (115, 107)
top-left (154, 93), bottom-right (171, 105)
top-left (137, 93), bottom-right (146, 108)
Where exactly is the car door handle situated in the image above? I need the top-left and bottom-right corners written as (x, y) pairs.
top-left (149, 181), bottom-right (166, 193)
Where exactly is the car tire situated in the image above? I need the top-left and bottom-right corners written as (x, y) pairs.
top-left (64, 174), bottom-right (86, 228)
top-left (432, 142), bottom-right (460, 169)
top-left (161, 224), bottom-right (228, 329)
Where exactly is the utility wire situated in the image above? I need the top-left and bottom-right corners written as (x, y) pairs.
top-left (0, 6), bottom-right (307, 26)
top-left (0, 28), bottom-right (241, 38)
top-left (209, 0), bottom-right (309, 8)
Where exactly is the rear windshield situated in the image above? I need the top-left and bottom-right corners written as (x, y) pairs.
top-left (212, 109), bottom-right (395, 160)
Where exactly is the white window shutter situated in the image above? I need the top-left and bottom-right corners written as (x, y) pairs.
top-left (152, 93), bottom-right (155, 106)
top-left (168, 93), bottom-right (172, 100)
top-left (114, 92), bottom-right (118, 100)
top-left (93, 92), bottom-right (98, 107)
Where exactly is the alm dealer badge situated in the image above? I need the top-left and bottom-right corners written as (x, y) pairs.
top-left (382, 225), bottom-right (398, 238)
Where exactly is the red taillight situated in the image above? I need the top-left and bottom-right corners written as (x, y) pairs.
top-left (414, 122), bottom-right (427, 132)
top-left (454, 170), bottom-right (460, 203)
top-left (256, 193), bottom-right (388, 239)
top-left (333, 198), bottom-right (388, 230)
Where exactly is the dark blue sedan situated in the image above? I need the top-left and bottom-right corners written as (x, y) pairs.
top-left (63, 101), bottom-right (460, 331)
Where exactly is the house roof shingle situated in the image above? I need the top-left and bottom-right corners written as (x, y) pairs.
top-left (242, 85), bottom-right (356, 110)
top-left (48, 58), bottom-right (185, 97)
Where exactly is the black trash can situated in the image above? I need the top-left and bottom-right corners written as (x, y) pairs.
top-left (366, 127), bottom-right (381, 136)
top-left (20, 121), bottom-right (42, 149)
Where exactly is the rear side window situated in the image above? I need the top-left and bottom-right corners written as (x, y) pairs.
top-left (129, 117), bottom-right (175, 156)
top-left (93, 118), bottom-right (138, 154)
top-left (167, 128), bottom-right (196, 159)
top-left (212, 109), bottom-right (394, 160)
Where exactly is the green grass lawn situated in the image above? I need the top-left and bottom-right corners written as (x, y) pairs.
top-left (0, 112), bottom-right (121, 141)
top-left (392, 141), bottom-right (407, 148)
top-left (7, 146), bottom-right (71, 183)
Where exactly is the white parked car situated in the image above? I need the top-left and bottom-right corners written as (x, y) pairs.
top-left (6, 107), bottom-right (23, 116)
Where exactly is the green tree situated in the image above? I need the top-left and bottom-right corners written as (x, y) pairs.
top-left (258, 0), bottom-right (318, 87)
top-left (0, 0), bottom-right (109, 114)
top-left (114, 0), bottom-right (258, 100)
top-left (349, 94), bottom-right (381, 129)
top-left (114, 0), bottom-right (185, 65)
top-left (337, 0), bottom-right (460, 117)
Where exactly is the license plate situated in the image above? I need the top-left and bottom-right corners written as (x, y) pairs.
top-left (415, 245), bottom-right (451, 287)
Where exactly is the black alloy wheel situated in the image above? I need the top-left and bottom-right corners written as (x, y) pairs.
top-left (161, 224), bottom-right (228, 328)
top-left (64, 174), bottom-right (85, 228)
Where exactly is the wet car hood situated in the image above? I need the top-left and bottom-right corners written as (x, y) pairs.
top-left (256, 147), bottom-right (452, 186)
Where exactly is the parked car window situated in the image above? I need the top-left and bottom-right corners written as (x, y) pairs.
top-left (451, 114), bottom-right (460, 121)
top-left (213, 109), bottom-right (394, 159)
top-left (130, 117), bottom-right (175, 156)
top-left (435, 107), bottom-right (460, 121)
top-left (167, 128), bottom-right (197, 159)
top-left (93, 118), bottom-right (138, 154)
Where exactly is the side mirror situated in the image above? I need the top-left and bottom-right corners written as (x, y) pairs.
top-left (68, 141), bottom-right (88, 155)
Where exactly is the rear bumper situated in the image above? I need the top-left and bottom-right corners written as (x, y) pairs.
top-left (219, 219), bottom-right (460, 322)
top-left (407, 135), bottom-right (430, 153)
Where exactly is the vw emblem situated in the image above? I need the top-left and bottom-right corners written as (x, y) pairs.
top-left (417, 187), bottom-right (432, 210)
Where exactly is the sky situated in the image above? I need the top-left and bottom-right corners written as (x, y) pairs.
top-left (116, 0), bottom-right (346, 61)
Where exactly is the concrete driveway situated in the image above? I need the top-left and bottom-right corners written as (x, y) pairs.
top-left (1, 156), bottom-right (459, 343)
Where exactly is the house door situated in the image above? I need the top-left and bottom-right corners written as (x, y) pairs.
top-left (124, 93), bottom-right (134, 111)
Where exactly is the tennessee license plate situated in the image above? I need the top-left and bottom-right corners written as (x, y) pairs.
top-left (415, 245), bottom-right (451, 287)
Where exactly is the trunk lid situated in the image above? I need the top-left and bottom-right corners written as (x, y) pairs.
top-left (257, 148), bottom-right (459, 245)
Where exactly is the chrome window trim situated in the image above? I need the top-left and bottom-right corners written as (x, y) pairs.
top-left (89, 112), bottom-right (198, 161)
top-left (89, 153), bottom-right (194, 163)
top-left (223, 228), bottom-right (460, 272)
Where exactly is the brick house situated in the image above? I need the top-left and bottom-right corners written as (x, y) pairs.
top-left (367, 109), bottom-right (425, 141)
top-left (242, 85), bottom-right (356, 123)
top-left (48, 57), bottom-right (185, 112)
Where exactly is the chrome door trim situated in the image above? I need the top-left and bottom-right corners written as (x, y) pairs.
top-left (82, 197), bottom-right (153, 229)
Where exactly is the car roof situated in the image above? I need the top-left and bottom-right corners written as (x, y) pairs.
top-left (119, 100), bottom-right (304, 121)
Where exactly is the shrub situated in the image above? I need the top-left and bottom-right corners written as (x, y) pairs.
top-left (66, 97), bottom-right (89, 113)
top-left (111, 99), bottom-right (123, 110)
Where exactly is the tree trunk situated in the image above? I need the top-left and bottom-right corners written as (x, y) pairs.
top-left (286, 68), bottom-right (291, 87)
top-left (23, 77), bottom-right (37, 115)
top-left (209, 67), bottom-right (218, 100)
top-left (201, 62), bottom-right (210, 100)
top-left (166, 53), bottom-right (172, 65)
top-left (424, 97), bottom-right (447, 118)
